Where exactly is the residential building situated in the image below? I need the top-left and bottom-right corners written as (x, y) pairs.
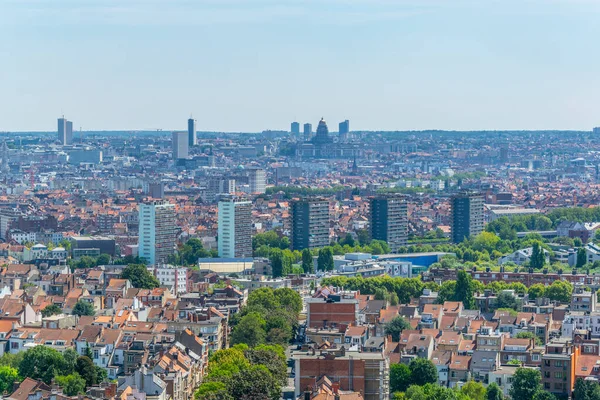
top-left (150, 264), bottom-right (188, 295)
top-left (217, 198), bottom-right (252, 258)
top-left (451, 192), bottom-right (484, 243)
top-left (247, 167), bottom-right (266, 194)
top-left (138, 200), bottom-right (177, 265)
top-left (369, 194), bottom-right (408, 252)
top-left (290, 198), bottom-right (330, 251)
top-left (541, 340), bottom-right (578, 397)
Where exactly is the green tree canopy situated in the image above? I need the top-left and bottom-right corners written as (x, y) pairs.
top-left (545, 280), bottom-right (573, 303)
top-left (0, 365), bottom-right (19, 393)
top-left (408, 358), bottom-right (438, 386)
top-left (301, 248), bottom-right (314, 274)
top-left (509, 367), bottom-right (542, 400)
top-left (230, 312), bottom-right (267, 347)
top-left (55, 373), bottom-right (86, 396)
top-left (121, 264), bottom-right (160, 289)
top-left (486, 382), bottom-right (503, 400)
top-left (72, 300), bottom-right (95, 317)
top-left (390, 363), bottom-right (412, 393)
top-left (41, 304), bottom-right (62, 318)
top-left (384, 317), bottom-right (412, 342)
top-left (317, 247), bottom-right (334, 271)
top-left (19, 346), bottom-right (67, 384)
top-left (75, 356), bottom-right (97, 387)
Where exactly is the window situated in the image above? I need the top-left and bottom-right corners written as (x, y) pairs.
top-left (554, 372), bottom-right (563, 379)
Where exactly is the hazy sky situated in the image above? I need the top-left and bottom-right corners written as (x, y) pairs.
top-left (1, 0), bottom-right (600, 132)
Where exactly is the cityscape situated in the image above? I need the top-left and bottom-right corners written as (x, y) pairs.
top-left (3, 1), bottom-right (600, 400)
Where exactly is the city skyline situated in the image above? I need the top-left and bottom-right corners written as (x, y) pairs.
top-left (2, 0), bottom-right (600, 132)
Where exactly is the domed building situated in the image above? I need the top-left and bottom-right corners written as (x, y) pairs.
top-left (297, 117), bottom-right (361, 159)
top-left (313, 118), bottom-right (332, 144)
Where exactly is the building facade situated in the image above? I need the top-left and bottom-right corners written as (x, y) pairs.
top-left (247, 168), bottom-right (266, 194)
top-left (217, 198), bottom-right (252, 258)
top-left (369, 194), bottom-right (408, 252)
top-left (188, 117), bottom-right (196, 147)
top-left (138, 200), bottom-right (177, 265)
top-left (172, 131), bottom-right (188, 160)
top-left (451, 192), bottom-right (484, 243)
top-left (290, 198), bottom-right (330, 251)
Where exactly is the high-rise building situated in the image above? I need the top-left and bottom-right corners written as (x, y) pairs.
top-left (138, 200), bottom-right (176, 265)
top-left (313, 118), bottom-right (331, 144)
top-left (57, 116), bottom-right (73, 145)
top-left (218, 198), bottom-right (252, 258)
top-left (593, 127), bottom-right (600, 134)
top-left (303, 123), bottom-right (313, 141)
top-left (339, 119), bottom-right (350, 142)
top-left (369, 194), bottom-right (408, 252)
top-left (248, 168), bottom-right (266, 194)
top-left (172, 131), bottom-right (188, 160)
top-left (188, 117), bottom-right (196, 147)
top-left (290, 198), bottom-right (330, 250)
top-left (66, 120), bottom-right (73, 145)
top-left (148, 182), bottom-right (164, 199)
top-left (291, 121), bottom-right (300, 135)
top-left (451, 192), bottom-right (484, 243)
top-left (1, 140), bottom-right (9, 174)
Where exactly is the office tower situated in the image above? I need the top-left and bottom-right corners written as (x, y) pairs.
top-left (66, 120), bottom-right (73, 145)
top-left (594, 127), bottom-right (600, 134)
top-left (138, 200), bottom-right (176, 265)
top-left (339, 119), bottom-right (350, 142)
top-left (313, 118), bottom-right (331, 144)
top-left (291, 121), bottom-right (300, 135)
top-left (303, 123), bottom-right (313, 141)
top-left (369, 194), bottom-right (408, 252)
top-left (248, 167), bottom-right (266, 194)
top-left (57, 117), bottom-right (67, 145)
top-left (500, 144), bottom-right (509, 162)
top-left (172, 131), bottom-right (188, 160)
top-left (218, 198), bottom-right (252, 258)
top-left (188, 117), bottom-right (197, 147)
top-left (451, 192), bottom-right (484, 243)
top-left (290, 198), bottom-right (330, 250)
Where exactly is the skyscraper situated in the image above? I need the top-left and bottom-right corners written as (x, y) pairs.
top-left (172, 131), bottom-right (188, 160)
top-left (451, 192), bottom-right (484, 243)
top-left (339, 119), bottom-right (350, 142)
top-left (290, 198), bottom-right (330, 250)
top-left (291, 121), bottom-right (300, 135)
top-left (218, 198), bottom-right (252, 258)
top-left (1, 140), bottom-right (9, 174)
top-left (248, 167), bottom-right (266, 194)
top-left (57, 116), bottom-right (73, 145)
top-left (369, 194), bottom-right (408, 252)
top-left (188, 117), bottom-right (196, 147)
top-left (303, 123), bottom-right (313, 141)
top-left (66, 120), bottom-right (73, 145)
top-left (138, 200), bottom-right (176, 265)
top-left (313, 118), bottom-right (331, 144)
top-left (57, 117), bottom-right (66, 145)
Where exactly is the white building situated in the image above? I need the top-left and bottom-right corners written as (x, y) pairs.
top-left (217, 198), bottom-right (252, 258)
top-left (172, 131), bottom-right (188, 160)
top-left (138, 200), bottom-right (176, 265)
top-left (499, 247), bottom-right (550, 265)
top-left (150, 264), bottom-right (188, 295)
top-left (247, 168), bottom-right (266, 194)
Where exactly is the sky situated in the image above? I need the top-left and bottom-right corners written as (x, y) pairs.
top-left (1, 0), bottom-right (600, 132)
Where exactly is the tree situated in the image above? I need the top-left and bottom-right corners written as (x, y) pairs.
top-left (486, 382), bottom-right (503, 400)
top-left (384, 317), bottom-right (411, 342)
top-left (244, 345), bottom-right (287, 386)
top-left (357, 229), bottom-right (370, 246)
top-left (509, 367), bottom-right (542, 400)
top-left (247, 288), bottom-right (278, 311)
top-left (273, 288), bottom-right (303, 315)
top-left (227, 365), bottom-right (281, 400)
top-left (528, 283), bottom-right (546, 300)
top-left (0, 352), bottom-right (23, 369)
top-left (0, 365), bottom-right (19, 393)
top-left (19, 346), bottom-right (66, 384)
top-left (301, 248), bottom-right (314, 274)
top-left (437, 281), bottom-right (457, 303)
top-left (573, 378), bottom-right (600, 400)
top-left (390, 363), bottom-right (412, 393)
top-left (530, 241), bottom-right (545, 269)
top-left (121, 264), bottom-right (159, 289)
top-left (96, 253), bottom-right (110, 265)
top-left (75, 356), bottom-right (97, 387)
top-left (41, 304), bottom-right (62, 317)
top-left (55, 373), bottom-right (86, 396)
top-left (496, 292), bottom-right (519, 311)
top-left (545, 280), bottom-right (573, 303)
top-left (339, 233), bottom-right (356, 247)
top-left (317, 247), bottom-right (334, 271)
top-left (455, 269), bottom-right (475, 309)
top-left (62, 348), bottom-right (79, 375)
top-left (374, 288), bottom-right (388, 301)
top-left (72, 300), bottom-right (95, 316)
top-left (269, 249), bottom-right (284, 278)
top-left (577, 248), bottom-right (587, 268)
top-left (230, 312), bottom-right (267, 347)
top-left (461, 380), bottom-right (487, 400)
top-left (408, 358), bottom-right (438, 386)
top-left (532, 392), bottom-right (557, 400)
top-left (195, 382), bottom-right (233, 400)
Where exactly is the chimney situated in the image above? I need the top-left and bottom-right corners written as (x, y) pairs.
top-left (332, 382), bottom-right (340, 394)
top-left (304, 391), bottom-right (311, 400)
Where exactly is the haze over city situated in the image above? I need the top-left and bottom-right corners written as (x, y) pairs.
top-left (2, 0), bottom-right (600, 132)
